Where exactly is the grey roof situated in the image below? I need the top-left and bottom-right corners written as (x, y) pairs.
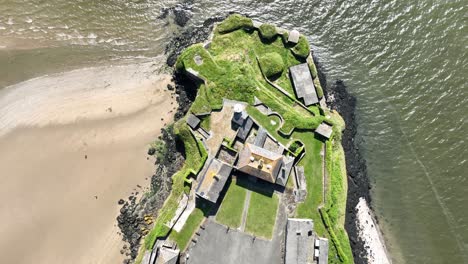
top-left (288, 30), bottom-right (300, 44)
top-left (187, 114), bottom-right (201, 129)
top-left (285, 218), bottom-right (315, 264)
top-left (315, 122), bottom-right (333, 139)
top-left (196, 159), bottom-right (232, 203)
top-left (236, 117), bottom-right (254, 142)
top-left (155, 247), bottom-right (179, 264)
top-left (290, 63), bottom-right (319, 106)
top-left (253, 127), bottom-right (268, 147)
top-left (318, 238), bottom-right (329, 264)
top-left (276, 155), bottom-right (295, 186)
top-left (231, 111), bottom-right (247, 127)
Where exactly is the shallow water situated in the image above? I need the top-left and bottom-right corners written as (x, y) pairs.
top-left (1, 0), bottom-right (467, 263)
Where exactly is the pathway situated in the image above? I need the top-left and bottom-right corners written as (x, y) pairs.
top-left (240, 190), bottom-right (252, 232)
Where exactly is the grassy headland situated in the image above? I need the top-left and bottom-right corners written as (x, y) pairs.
top-left (137, 14), bottom-right (353, 264)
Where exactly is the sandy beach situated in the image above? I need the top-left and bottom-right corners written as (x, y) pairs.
top-left (0, 62), bottom-right (176, 264)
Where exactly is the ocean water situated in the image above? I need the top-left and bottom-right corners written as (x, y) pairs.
top-left (1, 0), bottom-right (466, 263)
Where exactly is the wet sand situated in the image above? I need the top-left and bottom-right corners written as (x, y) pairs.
top-left (0, 63), bottom-right (176, 264)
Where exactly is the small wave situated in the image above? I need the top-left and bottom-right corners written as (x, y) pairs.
top-left (87, 33), bottom-right (97, 39)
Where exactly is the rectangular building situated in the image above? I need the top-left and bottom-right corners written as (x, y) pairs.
top-left (290, 63), bottom-right (319, 106)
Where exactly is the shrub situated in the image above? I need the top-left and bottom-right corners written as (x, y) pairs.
top-left (259, 52), bottom-right (284, 78)
top-left (308, 58), bottom-right (318, 79)
top-left (258, 23), bottom-right (277, 41)
top-left (291, 35), bottom-right (310, 59)
top-left (314, 78), bottom-right (324, 98)
top-left (217, 14), bottom-right (253, 34)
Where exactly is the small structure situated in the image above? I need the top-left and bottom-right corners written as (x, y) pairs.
top-left (195, 158), bottom-right (232, 203)
top-left (285, 218), bottom-right (315, 264)
top-left (147, 240), bottom-right (180, 264)
top-left (237, 143), bottom-right (284, 183)
top-left (275, 155), bottom-right (294, 186)
top-left (288, 29), bottom-right (300, 44)
top-left (290, 63), bottom-right (319, 106)
top-left (186, 114), bottom-right (201, 130)
top-left (318, 238), bottom-right (329, 264)
top-left (155, 247), bottom-right (179, 264)
top-left (293, 166), bottom-right (307, 202)
top-left (253, 127), bottom-right (268, 147)
top-left (315, 122), bottom-right (333, 140)
top-left (236, 117), bottom-right (254, 142)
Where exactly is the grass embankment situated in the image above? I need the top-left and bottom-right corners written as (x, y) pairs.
top-left (245, 192), bottom-right (279, 239)
top-left (169, 198), bottom-right (213, 251)
top-left (321, 112), bottom-right (353, 263)
top-left (293, 110), bottom-right (353, 263)
top-left (142, 119), bottom-right (208, 251)
top-left (176, 14), bottom-right (323, 135)
top-left (216, 178), bottom-right (247, 228)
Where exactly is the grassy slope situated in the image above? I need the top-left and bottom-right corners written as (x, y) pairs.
top-left (169, 198), bottom-right (214, 251)
top-left (143, 119), bottom-right (208, 250)
top-left (216, 179), bottom-right (247, 228)
top-left (245, 192), bottom-right (279, 239)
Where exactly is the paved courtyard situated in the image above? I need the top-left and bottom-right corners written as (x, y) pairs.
top-left (186, 196), bottom-right (287, 264)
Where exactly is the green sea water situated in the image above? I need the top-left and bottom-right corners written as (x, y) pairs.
top-left (1, 1), bottom-right (467, 263)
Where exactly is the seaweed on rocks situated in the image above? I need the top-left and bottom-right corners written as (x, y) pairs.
top-left (326, 78), bottom-right (371, 264)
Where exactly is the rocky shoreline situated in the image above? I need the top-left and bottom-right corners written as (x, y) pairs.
top-left (320, 72), bottom-right (373, 263)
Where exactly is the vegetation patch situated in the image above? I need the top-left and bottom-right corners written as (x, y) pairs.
top-left (314, 78), bottom-right (324, 98)
top-left (216, 178), bottom-right (247, 228)
top-left (217, 14), bottom-right (254, 34)
top-left (143, 120), bottom-right (208, 250)
top-left (245, 192), bottom-right (279, 239)
top-left (291, 35), bottom-right (310, 59)
top-left (259, 52), bottom-right (284, 79)
top-left (322, 139), bottom-right (353, 263)
top-left (258, 23), bottom-right (277, 41)
top-left (169, 199), bottom-right (213, 251)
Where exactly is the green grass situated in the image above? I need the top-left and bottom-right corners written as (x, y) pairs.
top-left (199, 115), bottom-right (211, 131)
top-left (258, 23), bottom-right (277, 41)
top-left (169, 199), bottom-right (213, 251)
top-left (216, 178), bottom-right (247, 228)
top-left (291, 35), bottom-right (310, 59)
top-left (143, 120), bottom-right (208, 250)
top-left (258, 52), bottom-right (284, 78)
top-left (217, 14), bottom-right (254, 34)
top-left (294, 133), bottom-right (325, 235)
top-left (322, 139), bottom-right (353, 263)
top-left (245, 192), bottom-right (279, 239)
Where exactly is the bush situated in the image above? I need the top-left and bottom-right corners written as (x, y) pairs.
top-left (217, 14), bottom-right (253, 34)
top-left (314, 78), bottom-right (324, 98)
top-left (258, 23), bottom-right (277, 41)
top-left (291, 35), bottom-right (310, 59)
top-left (259, 52), bottom-right (284, 78)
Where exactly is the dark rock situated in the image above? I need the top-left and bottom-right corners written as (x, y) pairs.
top-left (147, 147), bottom-right (156, 155)
top-left (167, 84), bottom-right (175, 91)
top-left (118, 199), bottom-right (125, 205)
top-left (158, 0), bottom-right (194, 27)
top-left (323, 73), bottom-right (371, 263)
